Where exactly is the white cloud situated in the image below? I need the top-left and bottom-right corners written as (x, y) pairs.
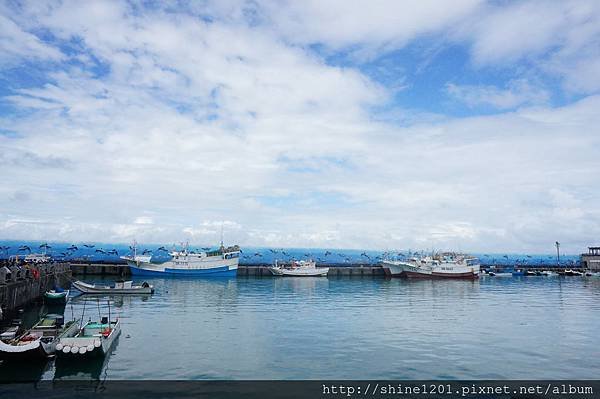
top-left (0, 13), bottom-right (63, 64)
top-left (0, 1), bottom-right (600, 254)
top-left (453, 0), bottom-right (600, 94)
top-left (445, 79), bottom-right (550, 109)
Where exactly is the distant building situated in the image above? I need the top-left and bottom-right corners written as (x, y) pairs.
top-left (581, 247), bottom-right (600, 271)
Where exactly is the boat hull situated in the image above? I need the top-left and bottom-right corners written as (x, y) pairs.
top-left (382, 261), bottom-right (479, 279)
top-left (128, 262), bottom-right (237, 277)
top-left (44, 290), bottom-right (69, 304)
top-left (268, 267), bottom-right (329, 277)
top-left (56, 321), bottom-right (121, 359)
top-left (0, 340), bottom-right (52, 362)
top-left (72, 281), bottom-right (153, 294)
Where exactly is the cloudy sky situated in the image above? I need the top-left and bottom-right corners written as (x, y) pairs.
top-left (1, 1), bottom-right (599, 253)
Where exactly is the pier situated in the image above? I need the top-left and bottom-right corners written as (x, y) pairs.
top-left (0, 262), bottom-right (71, 317)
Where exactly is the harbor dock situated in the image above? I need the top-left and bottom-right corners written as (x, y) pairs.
top-left (0, 262), bottom-right (71, 316)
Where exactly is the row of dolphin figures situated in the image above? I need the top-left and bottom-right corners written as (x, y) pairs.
top-left (0, 243), bottom-right (581, 267)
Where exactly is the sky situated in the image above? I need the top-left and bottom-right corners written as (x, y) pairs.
top-left (1, 0), bottom-right (599, 254)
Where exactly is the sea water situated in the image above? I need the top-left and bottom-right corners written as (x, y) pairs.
top-left (1, 275), bottom-right (599, 380)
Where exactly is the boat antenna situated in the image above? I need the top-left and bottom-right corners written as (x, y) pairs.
top-left (97, 298), bottom-right (101, 322)
top-left (220, 222), bottom-right (224, 250)
top-left (107, 299), bottom-right (111, 330)
top-left (80, 297), bottom-right (87, 330)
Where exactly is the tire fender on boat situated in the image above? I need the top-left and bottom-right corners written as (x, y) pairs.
top-left (79, 347), bottom-right (87, 354)
top-left (87, 344), bottom-right (94, 352)
top-left (62, 346), bottom-right (71, 353)
top-left (94, 340), bottom-right (101, 348)
top-left (70, 346), bottom-right (79, 354)
top-left (56, 343), bottom-right (63, 351)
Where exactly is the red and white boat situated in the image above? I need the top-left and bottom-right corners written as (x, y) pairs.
top-left (381, 254), bottom-right (480, 279)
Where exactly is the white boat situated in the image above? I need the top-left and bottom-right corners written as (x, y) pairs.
top-left (121, 241), bottom-right (240, 277)
top-left (0, 314), bottom-right (78, 362)
top-left (56, 318), bottom-right (121, 358)
top-left (73, 280), bottom-right (154, 294)
top-left (381, 253), bottom-right (480, 279)
top-left (268, 260), bottom-right (329, 277)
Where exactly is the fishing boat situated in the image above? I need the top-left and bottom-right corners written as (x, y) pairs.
top-left (72, 280), bottom-right (154, 294)
top-left (268, 260), bottom-right (329, 277)
top-left (381, 253), bottom-right (480, 279)
top-left (0, 314), bottom-right (78, 362)
top-left (44, 289), bottom-right (70, 304)
top-left (56, 317), bottom-right (120, 359)
top-left (121, 241), bottom-right (240, 277)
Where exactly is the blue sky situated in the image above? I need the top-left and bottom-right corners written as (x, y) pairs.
top-left (1, 1), bottom-right (600, 253)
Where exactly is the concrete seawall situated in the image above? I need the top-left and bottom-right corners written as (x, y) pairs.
top-left (69, 262), bottom-right (585, 277)
top-left (69, 263), bottom-right (387, 277)
top-left (0, 263), bottom-right (71, 316)
top-left (69, 263), bottom-right (130, 277)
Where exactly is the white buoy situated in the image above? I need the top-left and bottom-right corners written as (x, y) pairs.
top-left (56, 343), bottom-right (63, 351)
top-left (79, 347), bottom-right (86, 354)
top-left (70, 346), bottom-right (79, 354)
top-left (94, 340), bottom-right (101, 348)
top-left (87, 344), bottom-right (94, 352)
top-left (62, 346), bottom-right (71, 353)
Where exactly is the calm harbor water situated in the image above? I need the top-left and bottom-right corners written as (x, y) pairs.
top-left (2, 275), bottom-right (600, 380)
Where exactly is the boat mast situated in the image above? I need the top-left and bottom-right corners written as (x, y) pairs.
top-left (220, 222), bottom-right (224, 250)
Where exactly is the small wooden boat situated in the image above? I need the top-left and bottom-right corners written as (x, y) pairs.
top-left (72, 279), bottom-right (154, 294)
top-left (44, 289), bottom-right (70, 304)
top-left (56, 317), bottom-right (121, 358)
top-left (0, 314), bottom-right (78, 362)
top-left (269, 260), bottom-right (329, 277)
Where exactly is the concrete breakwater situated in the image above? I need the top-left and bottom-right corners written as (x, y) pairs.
top-left (0, 263), bottom-right (71, 316)
top-left (69, 262), bottom-right (586, 277)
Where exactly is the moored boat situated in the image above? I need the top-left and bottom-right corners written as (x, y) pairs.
top-left (268, 260), bottom-right (329, 277)
top-left (56, 317), bottom-right (121, 359)
top-left (381, 253), bottom-right (480, 279)
top-left (72, 280), bottom-right (154, 294)
top-left (44, 289), bottom-right (70, 304)
top-left (121, 241), bottom-right (240, 277)
top-left (0, 314), bottom-right (78, 362)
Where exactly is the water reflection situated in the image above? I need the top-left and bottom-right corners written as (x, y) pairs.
top-left (0, 359), bottom-right (52, 382)
top-left (53, 338), bottom-right (119, 381)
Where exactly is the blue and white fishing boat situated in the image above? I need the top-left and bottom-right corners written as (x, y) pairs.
top-left (121, 241), bottom-right (240, 277)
